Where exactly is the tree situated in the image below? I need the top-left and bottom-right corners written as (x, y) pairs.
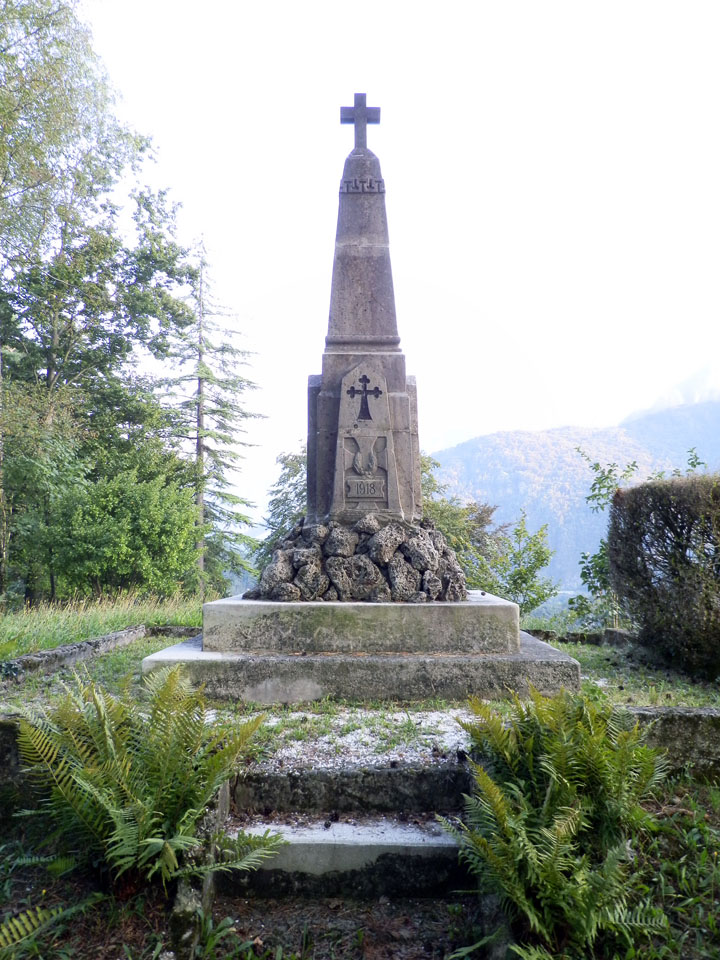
top-left (162, 247), bottom-right (258, 593)
top-left (421, 453), bottom-right (506, 582)
top-left (255, 445), bottom-right (307, 570)
top-left (473, 511), bottom-right (557, 614)
top-left (422, 455), bottom-right (556, 611)
top-left (0, 0), bottom-right (139, 262)
top-left (0, 189), bottom-right (203, 599)
top-left (0, 381), bottom-right (86, 600)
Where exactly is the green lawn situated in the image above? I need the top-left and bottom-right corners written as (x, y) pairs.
top-left (0, 593), bottom-right (203, 662)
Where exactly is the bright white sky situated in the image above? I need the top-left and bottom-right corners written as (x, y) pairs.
top-left (82, 0), bottom-right (720, 523)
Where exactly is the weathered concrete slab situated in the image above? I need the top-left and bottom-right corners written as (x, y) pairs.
top-left (142, 632), bottom-right (580, 703)
top-left (203, 591), bottom-right (519, 655)
top-left (232, 761), bottom-right (473, 815)
top-left (223, 816), bottom-right (464, 897)
top-left (630, 706), bottom-right (720, 777)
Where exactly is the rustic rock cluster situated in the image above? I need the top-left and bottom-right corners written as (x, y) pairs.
top-left (246, 514), bottom-right (468, 603)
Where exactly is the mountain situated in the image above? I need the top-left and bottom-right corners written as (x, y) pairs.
top-left (431, 400), bottom-right (720, 589)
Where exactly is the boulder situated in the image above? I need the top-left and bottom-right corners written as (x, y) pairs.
top-left (269, 582), bottom-right (301, 602)
top-left (294, 562), bottom-right (330, 601)
top-left (422, 570), bottom-right (443, 601)
top-left (388, 554), bottom-right (421, 602)
top-left (366, 523), bottom-right (408, 565)
top-left (324, 526), bottom-right (359, 558)
top-left (354, 513), bottom-right (382, 535)
top-left (292, 545), bottom-right (322, 569)
top-left (260, 550), bottom-right (295, 592)
top-left (302, 523), bottom-right (330, 544)
top-left (401, 532), bottom-right (440, 573)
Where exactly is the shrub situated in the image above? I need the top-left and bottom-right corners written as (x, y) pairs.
top-left (442, 689), bottom-right (667, 959)
top-left (609, 474), bottom-right (720, 677)
top-left (17, 666), bottom-right (283, 891)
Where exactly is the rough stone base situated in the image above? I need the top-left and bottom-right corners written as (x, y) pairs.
top-left (141, 632), bottom-right (580, 703)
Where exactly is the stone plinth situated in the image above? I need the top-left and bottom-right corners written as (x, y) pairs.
top-left (142, 589), bottom-right (580, 704)
top-left (141, 632), bottom-right (580, 704)
top-left (204, 591), bottom-right (519, 655)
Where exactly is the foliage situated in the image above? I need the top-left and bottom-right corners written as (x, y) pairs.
top-left (472, 511), bottom-right (557, 614)
top-left (161, 247), bottom-right (258, 593)
top-left (627, 778), bottom-right (720, 959)
top-left (17, 666), bottom-right (283, 889)
top-left (609, 473), bottom-right (720, 678)
top-left (422, 456), bottom-right (556, 611)
top-left (0, 894), bottom-right (103, 957)
top-left (255, 445), bottom-right (309, 570)
top-left (0, 0), bottom-right (139, 261)
top-left (443, 688), bottom-right (668, 958)
top-left (55, 470), bottom-right (199, 596)
top-left (421, 455), bottom-right (505, 575)
top-left (567, 450), bottom-right (640, 628)
top-left (570, 448), bottom-right (709, 630)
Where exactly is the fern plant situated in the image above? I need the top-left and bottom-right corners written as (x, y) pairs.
top-left (442, 688), bottom-right (669, 959)
top-left (17, 666), bottom-right (283, 891)
top-left (0, 895), bottom-right (104, 957)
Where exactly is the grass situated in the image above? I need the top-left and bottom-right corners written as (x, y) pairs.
top-left (555, 639), bottom-right (720, 708)
top-left (0, 592), bottom-right (203, 662)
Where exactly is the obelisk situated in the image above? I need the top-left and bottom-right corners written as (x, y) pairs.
top-left (307, 93), bottom-right (422, 526)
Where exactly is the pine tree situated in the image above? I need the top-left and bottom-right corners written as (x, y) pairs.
top-left (163, 247), bottom-right (259, 594)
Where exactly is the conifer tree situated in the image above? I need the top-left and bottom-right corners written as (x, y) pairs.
top-left (162, 247), bottom-right (259, 593)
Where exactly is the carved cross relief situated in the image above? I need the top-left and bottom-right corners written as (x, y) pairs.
top-left (346, 374), bottom-right (382, 421)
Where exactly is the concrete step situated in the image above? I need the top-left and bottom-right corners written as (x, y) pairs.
top-left (143, 632), bottom-right (580, 703)
top-left (232, 759), bottom-right (474, 815)
top-left (222, 814), bottom-right (466, 898)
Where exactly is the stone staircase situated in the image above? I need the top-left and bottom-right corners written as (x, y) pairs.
top-left (223, 757), bottom-right (472, 899)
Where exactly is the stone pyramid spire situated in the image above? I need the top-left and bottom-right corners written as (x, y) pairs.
top-left (307, 94), bottom-right (422, 525)
top-left (327, 95), bottom-right (399, 349)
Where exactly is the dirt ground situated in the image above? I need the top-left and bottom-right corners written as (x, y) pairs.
top-left (212, 892), bottom-right (495, 959)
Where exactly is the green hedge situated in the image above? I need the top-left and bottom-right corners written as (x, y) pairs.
top-left (608, 474), bottom-right (720, 677)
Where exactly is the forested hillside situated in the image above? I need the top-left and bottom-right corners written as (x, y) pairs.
top-left (432, 400), bottom-right (720, 588)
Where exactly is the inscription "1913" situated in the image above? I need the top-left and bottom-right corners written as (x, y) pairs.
top-left (346, 478), bottom-right (386, 499)
top-left (339, 177), bottom-right (385, 194)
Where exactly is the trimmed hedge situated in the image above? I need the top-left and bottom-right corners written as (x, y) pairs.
top-left (608, 474), bottom-right (720, 678)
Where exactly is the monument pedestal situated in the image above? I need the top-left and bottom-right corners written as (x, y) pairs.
top-left (142, 591), bottom-right (580, 703)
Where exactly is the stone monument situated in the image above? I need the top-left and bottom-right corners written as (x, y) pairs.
top-left (251, 93), bottom-right (466, 605)
top-left (142, 94), bottom-right (580, 703)
top-left (308, 92), bottom-right (421, 527)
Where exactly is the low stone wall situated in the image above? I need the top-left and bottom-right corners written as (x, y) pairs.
top-left (1, 625), bottom-right (201, 680)
top-left (3, 625), bottom-right (146, 678)
top-left (3, 705), bottom-right (720, 818)
top-left (629, 706), bottom-right (720, 778)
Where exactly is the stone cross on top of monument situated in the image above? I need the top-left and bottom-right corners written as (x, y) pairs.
top-left (307, 93), bottom-right (422, 525)
top-left (340, 93), bottom-right (380, 149)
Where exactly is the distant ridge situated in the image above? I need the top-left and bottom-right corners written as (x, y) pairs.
top-left (432, 400), bottom-right (720, 589)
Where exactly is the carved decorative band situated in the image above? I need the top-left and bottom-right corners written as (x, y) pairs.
top-left (325, 335), bottom-right (401, 346)
top-left (339, 177), bottom-right (385, 194)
